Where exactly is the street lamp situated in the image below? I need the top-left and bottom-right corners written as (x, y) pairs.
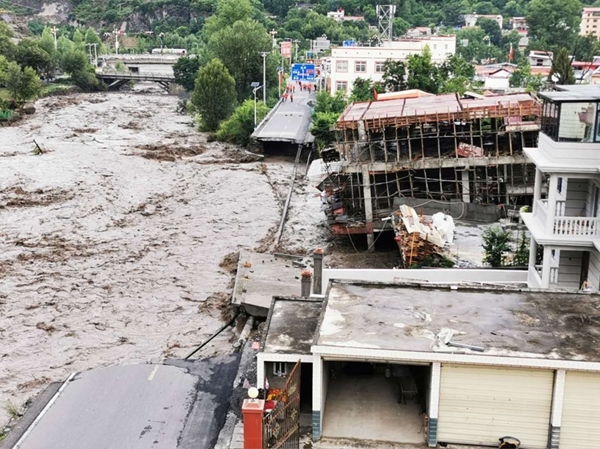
top-left (259, 52), bottom-right (268, 104)
top-left (251, 82), bottom-right (263, 129)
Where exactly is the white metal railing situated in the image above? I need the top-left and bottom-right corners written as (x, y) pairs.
top-left (554, 217), bottom-right (600, 237)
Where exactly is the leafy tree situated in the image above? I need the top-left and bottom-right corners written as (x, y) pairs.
top-left (476, 17), bottom-right (502, 46)
top-left (349, 78), bottom-right (383, 102)
top-left (192, 58), bottom-right (236, 131)
top-left (15, 39), bottom-right (54, 76)
top-left (204, 0), bottom-right (254, 37)
top-left (173, 55), bottom-right (202, 92)
top-left (407, 46), bottom-right (441, 93)
top-left (208, 19), bottom-right (273, 101)
top-left (0, 54), bottom-right (9, 85)
top-left (526, 0), bottom-right (582, 52)
top-left (314, 90), bottom-right (346, 114)
top-left (482, 226), bottom-right (512, 267)
top-left (5, 63), bottom-right (42, 105)
top-left (513, 231), bottom-right (530, 267)
top-left (382, 59), bottom-right (407, 92)
top-left (311, 112), bottom-right (339, 146)
top-left (215, 99), bottom-right (269, 146)
top-left (0, 21), bottom-right (16, 60)
top-left (60, 48), bottom-right (104, 91)
top-left (510, 62), bottom-right (545, 91)
top-left (550, 47), bottom-right (576, 85)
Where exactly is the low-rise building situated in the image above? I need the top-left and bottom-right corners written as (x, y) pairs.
top-left (510, 16), bottom-right (528, 32)
top-left (258, 280), bottom-right (600, 448)
top-left (464, 13), bottom-right (503, 29)
top-left (581, 7), bottom-right (600, 38)
top-left (326, 36), bottom-right (456, 94)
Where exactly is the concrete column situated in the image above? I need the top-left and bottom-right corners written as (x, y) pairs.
top-left (548, 369), bottom-right (566, 449)
top-left (242, 399), bottom-right (265, 449)
top-left (362, 165), bottom-right (375, 251)
top-left (427, 363), bottom-right (441, 448)
top-left (541, 246), bottom-right (553, 288)
top-left (461, 169), bottom-right (470, 203)
top-left (546, 174), bottom-right (559, 234)
top-left (527, 238), bottom-right (538, 288)
top-left (532, 168), bottom-right (543, 215)
top-left (301, 270), bottom-right (312, 298)
top-left (256, 354), bottom-right (265, 389)
top-left (311, 355), bottom-right (323, 441)
top-left (312, 248), bottom-right (323, 295)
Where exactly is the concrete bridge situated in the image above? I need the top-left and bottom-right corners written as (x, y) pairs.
top-left (251, 84), bottom-right (315, 151)
top-left (96, 71), bottom-right (175, 91)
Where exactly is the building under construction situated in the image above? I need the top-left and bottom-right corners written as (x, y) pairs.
top-left (319, 92), bottom-right (541, 247)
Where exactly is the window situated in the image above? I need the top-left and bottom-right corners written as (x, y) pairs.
top-left (336, 60), bottom-right (348, 72)
top-left (355, 61), bottom-right (367, 72)
top-left (273, 362), bottom-right (287, 377)
top-left (336, 81), bottom-right (348, 92)
top-left (375, 61), bottom-right (385, 73)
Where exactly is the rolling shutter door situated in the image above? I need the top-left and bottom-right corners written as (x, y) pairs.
top-left (560, 371), bottom-right (600, 449)
top-left (438, 365), bottom-right (553, 449)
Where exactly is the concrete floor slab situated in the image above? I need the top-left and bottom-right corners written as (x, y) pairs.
top-left (322, 374), bottom-right (426, 445)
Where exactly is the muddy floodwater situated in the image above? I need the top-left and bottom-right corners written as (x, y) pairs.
top-left (0, 89), bottom-right (319, 426)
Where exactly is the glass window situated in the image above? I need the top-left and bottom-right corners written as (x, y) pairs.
top-left (355, 61), bottom-right (367, 72)
top-left (336, 60), bottom-right (348, 72)
top-left (336, 81), bottom-right (348, 92)
top-left (273, 362), bottom-right (287, 377)
top-left (375, 61), bottom-right (385, 73)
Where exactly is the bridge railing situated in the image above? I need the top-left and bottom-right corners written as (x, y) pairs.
top-left (96, 71), bottom-right (175, 81)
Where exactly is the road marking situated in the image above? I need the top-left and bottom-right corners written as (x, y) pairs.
top-left (148, 365), bottom-right (159, 381)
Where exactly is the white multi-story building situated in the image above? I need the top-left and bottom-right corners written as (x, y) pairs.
top-left (521, 85), bottom-right (600, 290)
top-left (324, 36), bottom-right (456, 94)
top-left (581, 7), bottom-right (600, 38)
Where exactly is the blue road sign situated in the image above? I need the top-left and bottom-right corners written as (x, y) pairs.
top-left (291, 63), bottom-right (316, 81)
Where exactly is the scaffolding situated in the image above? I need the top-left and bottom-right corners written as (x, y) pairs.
top-left (320, 93), bottom-right (542, 241)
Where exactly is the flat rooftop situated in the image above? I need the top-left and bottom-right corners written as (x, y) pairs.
top-left (263, 298), bottom-right (322, 354)
top-left (316, 282), bottom-right (600, 362)
top-left (541, 84), bottom-right (600, 102)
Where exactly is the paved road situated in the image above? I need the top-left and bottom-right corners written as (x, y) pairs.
top-left (252, 83), bottom-right (315, 144)
top-left (14, 355), bottom-right (240, 449)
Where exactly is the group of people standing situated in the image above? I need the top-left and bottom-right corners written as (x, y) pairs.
top-left (281, 81), bottom-right (314, 102)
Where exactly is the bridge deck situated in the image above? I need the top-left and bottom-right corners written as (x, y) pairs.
top-left (252, 84), bottom-right (315, 145)
top-left (96, 72), bottom-right (175, 82)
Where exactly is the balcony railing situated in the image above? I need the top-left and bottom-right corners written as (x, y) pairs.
top-left (554, 217), bottom-right (600, 237)
top-left (534, 199), bottom-right (600, 238)
top-left (531, 264), bottom-right (558, 287)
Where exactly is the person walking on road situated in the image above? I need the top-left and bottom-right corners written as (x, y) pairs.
top-left (290, 93), bottom-right (294, 102)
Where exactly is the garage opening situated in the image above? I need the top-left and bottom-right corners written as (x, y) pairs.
top-left (322, 361), bottom-right (430, 444)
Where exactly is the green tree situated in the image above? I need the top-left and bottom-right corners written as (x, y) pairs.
top-left (5, 63), bottom-right (42, 104)
top-left (550, 47), bottom-right (576, 85)
top-left (15, 39), bottom-right (53, 76)
top-left (349, 78), bottom-right (383, 102)
top-left (314, 90), bottom-right (347, 114)
top-left (215, 99), bottom-right (269, 146)
top-left (476, 17), bottom-right (502, 46)
top-left (173, 55), bottom-right (202, 92)
top-left (208, 19), bottom-right (272, 101)
top-left (204, 0), bottom-right (254, 37)
top-left (192, 58), bottom-right (236, 131)
top-left (382, 59), bottom-right (407, 92)
top-left (60, 48), bottom-right (104, 91)
top-left (407, 46), bottom-right (441, 93)
top-left (311, 112), bottom-right (339, 146)
top-left (482, 226), bottom-right (512, 267)
top-left (526, 0), bottom-right (582, 52)
top-left (0, 21), bottom-right (16, 60)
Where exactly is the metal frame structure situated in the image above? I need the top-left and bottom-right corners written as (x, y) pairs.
top-left (376, 5), bottom-right (396, 44)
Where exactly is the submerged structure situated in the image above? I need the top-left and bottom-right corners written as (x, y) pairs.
top-left (319, 92), bottom-right (541, 247)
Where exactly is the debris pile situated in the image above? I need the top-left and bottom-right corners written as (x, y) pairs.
top-left (392, 205), bottom-right (455, 267)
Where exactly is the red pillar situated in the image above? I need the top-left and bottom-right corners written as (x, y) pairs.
top-left (242, 399), bottom-right (264, 449)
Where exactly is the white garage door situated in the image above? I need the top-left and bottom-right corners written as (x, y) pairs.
top-left (560, 371), bottom-right (600, 449)
top-left (438, 365), bottom-right (553, 449)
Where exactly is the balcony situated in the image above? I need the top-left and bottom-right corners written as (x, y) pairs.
top-left (521, 198), bottom-right (600, 245)
top-left (528, 265), bottom-right (558, 288)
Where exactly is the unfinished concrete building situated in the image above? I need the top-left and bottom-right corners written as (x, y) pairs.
top-left (320, 93), bottom-right (541, 247)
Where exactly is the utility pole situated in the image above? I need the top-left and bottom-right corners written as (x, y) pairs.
top-left (292, 39), bottom-right (300, 63)
top-left (51, 26), bottom-right (58, 51)
top-left (259, 52), bottom-right (268, 104)
top-left (86, 43), bottom-right (98, 67)
top-left (269, 29), bottom-right (278, 49)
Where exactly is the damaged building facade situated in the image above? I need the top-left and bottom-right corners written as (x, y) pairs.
top-left (319, 92), bottom-right (541, 247)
